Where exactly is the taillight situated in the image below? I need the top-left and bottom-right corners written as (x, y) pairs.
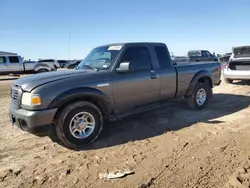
top-left (219, 65), bottom-right (222, 71)
top-left (221, 62), bottom-right (229, 70)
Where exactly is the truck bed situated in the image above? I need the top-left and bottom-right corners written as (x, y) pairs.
top-left (174, 61), bottom-right (221, 97)
top-left (175, 61), bottom-right (216, 66)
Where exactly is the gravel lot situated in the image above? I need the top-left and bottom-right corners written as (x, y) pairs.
top-left (1, 77), bottom-right (250, 188)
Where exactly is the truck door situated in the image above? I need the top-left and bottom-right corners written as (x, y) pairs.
top-left (7, 56), bottom-right (22, 73)
top-left (111, 46), bottom-right (161, 114)
top-left (0, 56), bottom-right (9, 74)
top-left (153, 46), bottom-right (177, 100)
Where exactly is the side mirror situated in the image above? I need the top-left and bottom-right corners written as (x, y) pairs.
top-left (116, 62), bottom-right (131, 72)
top-left (172, 61), bottom-right (177, 66)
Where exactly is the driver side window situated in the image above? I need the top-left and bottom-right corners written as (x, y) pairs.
top-left (0, 57), bottom-right (6, 63)
top-left (120, 47), bottom-right (151, 72)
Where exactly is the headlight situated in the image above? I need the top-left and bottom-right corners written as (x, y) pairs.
top-left (21, 93), bottom-right (42, 106)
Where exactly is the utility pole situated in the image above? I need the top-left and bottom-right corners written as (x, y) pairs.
top-left (68, 32), bottom-right (71, 60)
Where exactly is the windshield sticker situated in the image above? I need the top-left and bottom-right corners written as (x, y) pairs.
top-left (103, 64), bottom-right (108, 68)
top-left (108, 46), bottom-right (122, 51)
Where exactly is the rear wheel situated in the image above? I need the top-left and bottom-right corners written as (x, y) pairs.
top-left (55, 101), bottom-right (103, 149)
top-left (186, 82), bottom-right (211, 110)
top-left (224, 78), bottom-right (233, 84)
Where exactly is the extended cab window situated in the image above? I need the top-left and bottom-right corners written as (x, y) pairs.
top-left (120, 47), bottom-right (151, 71)
top-left (9, 56), bottom-right (19, 63)
top-left (206, 51), bottom-right (212, 57)
top-left (154, 46), bottom-right (170, 69)
top-left (0, 57), bottom-right (6, 63)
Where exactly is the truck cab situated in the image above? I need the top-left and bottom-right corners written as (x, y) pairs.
top-left (0, 55), bottom-right (24, 74)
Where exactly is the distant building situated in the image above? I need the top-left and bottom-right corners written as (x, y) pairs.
top-left (0, 51), bottom-right (18, 56)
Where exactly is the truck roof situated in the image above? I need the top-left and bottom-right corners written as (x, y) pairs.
top-left (189, 50), bottom-right (210, 52)
top-left (97, 42), bottom-right (166, 48)
top-left (0, 55), bottom-right (20, 57)
top-left (0, 51), bottom-right (18, 56)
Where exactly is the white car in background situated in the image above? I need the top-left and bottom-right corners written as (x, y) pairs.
top-left (0, 56), bottom-right (57, 75)
top-left (38, 59), bottom-right (60, 69)
top-left (223, 46), bottom-right (250, 83)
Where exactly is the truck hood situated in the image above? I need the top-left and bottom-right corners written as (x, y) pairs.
top-left (233, 46), bottom-right (250, 58)
top-left (13, 70), bottom-right (94, 92)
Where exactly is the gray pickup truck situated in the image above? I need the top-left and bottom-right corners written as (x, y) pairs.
top-left (9, 43), bottom-right (221, 149)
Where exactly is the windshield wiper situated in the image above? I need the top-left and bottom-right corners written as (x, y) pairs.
top-left (81, 65), bottom-right (99, 71)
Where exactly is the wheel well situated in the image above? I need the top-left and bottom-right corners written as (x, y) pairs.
top-left (37, 69), bottom-right (48, 72)
top-left (54, 96), bottom-right (107, 120)
top-left (197, 76), bottom-right (213, 88)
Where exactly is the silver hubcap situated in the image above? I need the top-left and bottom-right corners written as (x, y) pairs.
top-left (196, 88), bottom-right (207, 106)
top-left (69, 112), bottom-right (95, 139)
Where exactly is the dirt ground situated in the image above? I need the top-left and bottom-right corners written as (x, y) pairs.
top-left (1, 78), bottom-right (250, 188)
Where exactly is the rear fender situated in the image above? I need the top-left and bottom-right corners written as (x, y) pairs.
top-left (34, 64), bottom-right (52, 72)
top-left (185, 70), bottom-right (213, 97)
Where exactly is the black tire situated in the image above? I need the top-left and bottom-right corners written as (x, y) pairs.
top-left (55, 101), bottom-right (103, 149)
top-left (37, 69), bottom-right (48, 73)
top-left (186, 82), bottom-right (211, 110)
top-left (224, 78), bottom-right (233, 84)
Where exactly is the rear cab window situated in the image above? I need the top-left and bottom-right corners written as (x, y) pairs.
top-left (154, 46), bottom-right (171, 69)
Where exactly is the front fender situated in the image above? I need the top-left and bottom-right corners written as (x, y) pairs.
top-left (48, 87), bottom-right (113, 115)
top-left (185, 70), bottom-right (212, 96)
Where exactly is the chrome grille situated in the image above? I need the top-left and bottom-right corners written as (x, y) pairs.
top-left (11, 85), bottom-right (21, 108)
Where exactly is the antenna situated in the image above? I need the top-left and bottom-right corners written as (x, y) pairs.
top-left (68, 32), bottom-right (71, 60)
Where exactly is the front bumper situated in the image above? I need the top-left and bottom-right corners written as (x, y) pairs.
top-left (223, 69), bottom-right (250, 80)
top-left (10, 106), bottom-right (57, 133)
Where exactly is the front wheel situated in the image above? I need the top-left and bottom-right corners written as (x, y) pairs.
top-left (55, 101), bottom-right (103, 149)
top-left (186, 82), bottom-right (211, 110)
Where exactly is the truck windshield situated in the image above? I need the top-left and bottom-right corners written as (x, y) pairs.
top-left (77, 45), bottom-right (122, 70)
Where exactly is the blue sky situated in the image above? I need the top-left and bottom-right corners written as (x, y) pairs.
top-left (1, 0), bottom-right (250, 60)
